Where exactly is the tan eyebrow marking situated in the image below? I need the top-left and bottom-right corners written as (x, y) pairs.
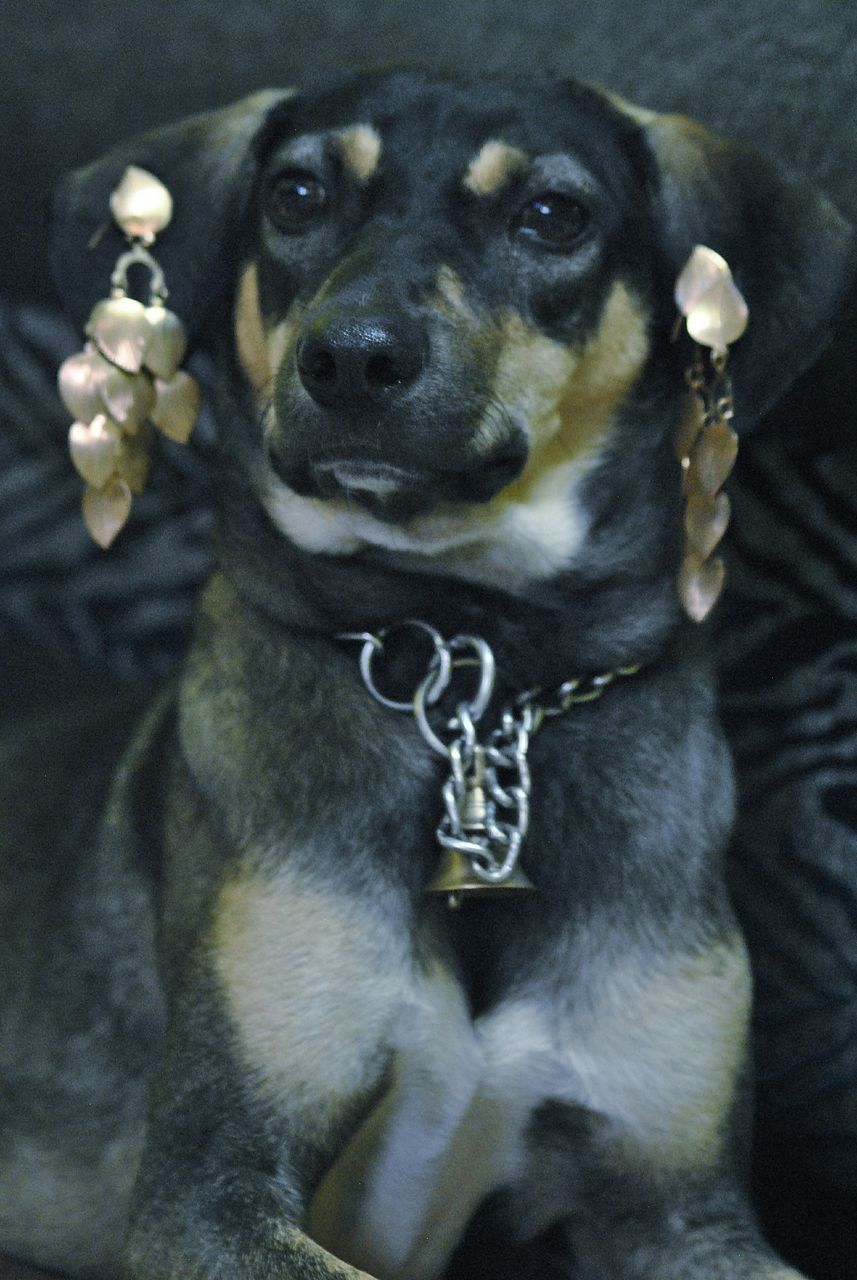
top-left (336, 124), bottom-right (382, 181)
top-left (463, 140), bottom-right (528, 196)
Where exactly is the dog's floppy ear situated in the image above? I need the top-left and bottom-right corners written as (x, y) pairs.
top-left (640, 109), bottom-right (855, 425)
top-left (51, 89), bottom-right (294, 339)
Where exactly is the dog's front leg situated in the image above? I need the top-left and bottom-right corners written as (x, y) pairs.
top-left (119, 974), bottom-right (390, 1280)
top-left (120, 853), bottom-right (418, 1280)
top-left (512, 934), bottom-right (808, 1280)
top-left (127, 1189), bottom-right (375, 1280)
top-left (565, 1176), bottom-right (808, 1280)
top-left (125, 1182), bottom-right (374, 1280)
top-left (120, 974), bottom-right (392, 1280)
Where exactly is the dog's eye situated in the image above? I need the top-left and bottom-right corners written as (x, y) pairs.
top-left (513, 193), bottom-right (590, 249)
top-left (265, 171), bottom-right (328, 231)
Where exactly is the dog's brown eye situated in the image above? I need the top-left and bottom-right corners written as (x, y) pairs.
top-left (266, 171), bottom-right (328, 231)
top-left (514, 193), bottom-right (590, 249)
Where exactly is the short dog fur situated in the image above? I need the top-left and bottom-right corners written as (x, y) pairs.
top-left (1, 69), bottom-right (854, 1279)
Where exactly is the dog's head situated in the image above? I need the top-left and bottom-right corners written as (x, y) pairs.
top-left (53, 71), bottom-right (854, 592)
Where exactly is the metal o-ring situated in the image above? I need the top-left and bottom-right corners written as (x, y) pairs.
top-left (413, 674), bottom-right (453, 755)
top-left (413, 640), bottom-right (497, 757)
top-left (359, 620), bottom-right (451, 711)
top-left (446, 636), bottom-right (496, 722)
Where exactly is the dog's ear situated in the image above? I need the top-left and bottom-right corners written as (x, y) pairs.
top-left (51, 89), bottom-right (294, 340)
top-left (639, 108), bottom-right (855, 425)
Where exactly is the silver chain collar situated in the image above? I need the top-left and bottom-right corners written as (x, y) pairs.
top-left (339, 620), bottom-right (641, 905)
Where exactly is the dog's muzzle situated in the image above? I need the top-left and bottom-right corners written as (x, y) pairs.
top-left (296, 312), bottom-right (426, 412)
top-left (271, 303), bottom-right (527, 520)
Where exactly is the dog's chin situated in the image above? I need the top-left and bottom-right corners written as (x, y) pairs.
top-left (275, 454), bottom-right (526, 523)
top-left (309, 461), bottom-right (437, 521)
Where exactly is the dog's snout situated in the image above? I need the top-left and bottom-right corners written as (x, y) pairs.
top-left (297, 313), bottom-right (426, 412)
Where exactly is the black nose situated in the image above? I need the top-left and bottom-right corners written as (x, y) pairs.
top-left (296, 312), bottom-right (426, 412)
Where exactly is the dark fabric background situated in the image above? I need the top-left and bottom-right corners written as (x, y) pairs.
top-left (1, 4), bottom-right (856, 1278)
top-left (4, 0), bottom-right (857, 302)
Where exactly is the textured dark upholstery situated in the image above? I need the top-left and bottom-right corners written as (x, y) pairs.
top-left (5, 0), bottom-right (857, 305)
top-left (1, 4), bottom-right (855, 1276)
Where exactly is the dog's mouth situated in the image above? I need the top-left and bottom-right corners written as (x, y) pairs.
top-left (311, 460), bottom-right (435, 519)
top-left (273, 448), bottom-right (527, 522)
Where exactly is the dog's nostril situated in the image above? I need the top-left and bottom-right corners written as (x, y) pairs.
top-left (365, 352), bottom-right (406, 388)
top-left (296, 312), bottom-right (426, 410)
top-left (303, 347), bottom-right (337, 385)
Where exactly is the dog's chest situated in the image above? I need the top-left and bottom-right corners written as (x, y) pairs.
top-left (214, 867), bottom-right (749, 1280)
top-left (304, 935), bottom-right (749, 1280)
top-left (306, 963), bottom-right (559, 1280)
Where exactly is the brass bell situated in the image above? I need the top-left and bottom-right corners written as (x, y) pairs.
top-left (424, 745), bottom-right (536, 908)
top-left (425, 847), bottom-right (536, 909)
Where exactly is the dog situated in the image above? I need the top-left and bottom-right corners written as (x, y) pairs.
top-left (1, 69), bottom-right (854, 1280)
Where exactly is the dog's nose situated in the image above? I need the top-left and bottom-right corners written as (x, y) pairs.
top-left (296, 313), bottom-right (426, 411)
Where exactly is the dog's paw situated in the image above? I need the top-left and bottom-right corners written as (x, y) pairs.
top-left (275, 1227), bottom-right (381, 1280)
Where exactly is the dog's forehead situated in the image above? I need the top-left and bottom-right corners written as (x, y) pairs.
top-left (263, 73), bottom-right (643, 197)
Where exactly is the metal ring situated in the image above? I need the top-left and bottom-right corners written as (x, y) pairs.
top-left (414, 674), bottom-right (454, 755)
top-left (358, 620), bottom-right (451, 711)
top-left (110, 243), bottom-right (168, 301)
top-left (413, 638), bottom-right (497, 756)
top-left (446, 636), bottom-right (496, 722)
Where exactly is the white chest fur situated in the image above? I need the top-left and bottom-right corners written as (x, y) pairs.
top-left (213, 869), bottom-right (750, 1280)
top-left (307, 963), bottom-right (548, 1280)
top-left (307, 937), bottom-right (750, 1280)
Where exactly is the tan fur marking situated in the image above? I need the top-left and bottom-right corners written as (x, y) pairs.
top-left (644, 112), bottom-right (730, 179)
top-left (582, 939), bottom-right (751, 1169)
top-left (310, 961), bottom-right (534, 1280)
top-left (234, 263), bottom-right (272, 392)
top-left (603, 89), bottom-right (658, 127)
top-left (266, 305), bottom-right (305, 388)
top-left (490, 282), bottom-right (650, 506)
top-left (235, 265), bottom-right (306, 400)
top-left (504, 937), bottom-right (753, 1187)
top-left (463, 140), bottom-right (528, 196)
top-left (434, 266), bottom-right (478, 322)
top-left (337, 125), bottom-right (382, 182)
top-left (212, 868), bottom-right (410, 1122)
top-left (608, 93), bottom-right (730, 185)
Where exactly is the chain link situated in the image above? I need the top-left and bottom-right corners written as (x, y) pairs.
top-left (685, 348), bottom-right (735, 431)
top-left (339, 622), bottom-right (640, 890)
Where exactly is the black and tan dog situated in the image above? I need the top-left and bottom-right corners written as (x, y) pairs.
top-left (1, 70), bottom-right (854, 1280)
